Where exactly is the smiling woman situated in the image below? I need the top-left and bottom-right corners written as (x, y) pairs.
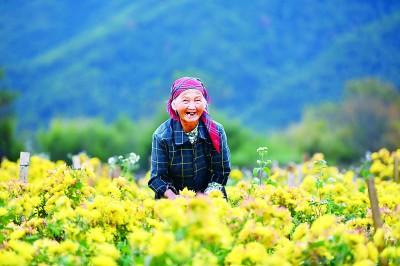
top-left (148, 77), bottom-right (231, 199)
top-left (171, 89), bottom-right (207, 131)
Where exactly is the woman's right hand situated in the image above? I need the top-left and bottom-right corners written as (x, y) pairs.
top-left (164, 189), bottom-right (178, 199)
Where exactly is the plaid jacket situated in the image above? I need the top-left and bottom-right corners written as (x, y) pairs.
top-left (148, 118), bottom-right (231, 199)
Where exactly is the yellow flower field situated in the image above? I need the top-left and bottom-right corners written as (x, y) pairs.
top-left (0, 149), bottom-right (399, 266)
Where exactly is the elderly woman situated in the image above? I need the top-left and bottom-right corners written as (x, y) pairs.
top-left (148, 77), bottom-right (231, 199)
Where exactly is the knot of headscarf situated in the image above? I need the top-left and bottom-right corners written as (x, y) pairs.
top-left (167, 77), bottom-right (221, 153)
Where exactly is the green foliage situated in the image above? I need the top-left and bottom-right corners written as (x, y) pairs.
top-left (32, 78), bottom-right (399, 169)
top-left (108, 152), bottom-right (140, 180)
top-left (36, 110), bottom-right (267, 170)
top-left (286, 78), bottom-right (400, 164)
top-left (213, 114), bottom-right (264, 167)
top-left (302, 236), bottom-right (354, 266)
top-left (36, 116), bottom-right (154, 169)
top-left (253, 147), bottom-right (273, 186)
top-left (0, 70), bottom-right (24, 160)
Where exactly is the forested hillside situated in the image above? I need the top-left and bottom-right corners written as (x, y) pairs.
top-left (1, 0), bottom-right (400, 130)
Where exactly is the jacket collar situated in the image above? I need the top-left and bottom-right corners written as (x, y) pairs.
top-left (172, 118), bottom-right (208, 146)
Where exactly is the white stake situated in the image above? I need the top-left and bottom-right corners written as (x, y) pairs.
top-left (72, 155), bottom-right (81, 170)
top-left (19, 152), bottom-right (30, 183)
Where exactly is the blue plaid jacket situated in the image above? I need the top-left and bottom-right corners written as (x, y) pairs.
top-left (148, 119), bottom-right (231, 199)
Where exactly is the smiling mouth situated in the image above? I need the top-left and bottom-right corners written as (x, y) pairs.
top-left (186, 112), bottom-right (197, 118)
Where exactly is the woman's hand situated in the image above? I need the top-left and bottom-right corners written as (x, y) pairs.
top-left (195, 192), bottom-right (207, 198)
top-left (164, 189), bottom-right (178, 199)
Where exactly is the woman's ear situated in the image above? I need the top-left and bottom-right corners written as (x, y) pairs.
top-left (203, 99), bottom-right (208, 110)
top-left (171, 100), bottom-right (177, 111)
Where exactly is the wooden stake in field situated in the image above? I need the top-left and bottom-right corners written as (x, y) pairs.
top-left (19, 152), bottom-right (30, 183)
top-left (72, 155), bottom-right (81, 170)
top-left (287, 163), bottom-right (296, 187)
top-left (367, 177), bottom-right (383, 230)
top-left (109, 167), bottom-right (121, 179)
top-left (394, 155), bottom-right (399, 183)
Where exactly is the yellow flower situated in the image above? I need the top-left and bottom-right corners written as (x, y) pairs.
top-left (180, 187), bottom-right (196, 198)
top-left (0, 250), bottom-right (26, 266)
top-left (371, 152), bottom-right (379, 160)
top-left (354, 244), bottom-right (368, 261)
top-left (225, 244), bottom-right (245, 265)
top-left (0, 207), bottom-right (7, 216)
top-left (86, 227), bottom-right (107, 243)
top-left (311, 153), bottom-right (325, 161)
top-left (310, 215), bottom-right (336, 237)
top-left (193, 248), bottom-right (218, 266)
top-left (0, 191), bottom-right (9, 201)
top-left (236, 181), bottom-right (251, 191)
top-left (154, 199), bottom-right (187, 228)
top-left (343, 233), bottom-right (365, 247)
top-left (343, 170), bottom-right (355, 184)
top-left (147, 231), bottom-right (174, 256)
top-left (58, 240), bottom-right (79, 254)
top-left (370, 160), bottom-right (385, 175)
top-left (292, 223), bottom-right (309, 241)
top-left (353, 260), bottom-right (375, 266)
top-left (274, 238), bottom-right (303, 265)
top-left (193, 222), bottom-right (233, 248)
top-left (263, 254), bottom-right (292, 266)
top-left (244, 242), bottom-right (267, 264)
top-left (380, 246), bottom-right (395, 259)
top-left (127, 229), bottom-right (150, 250)
top-left (91, 255), bottom-right (117, 266)
top-left (55, 195), bottom-right (71, 208)
top-left (373, 228), bottom-right (385, 250)
top-left (9, 229), bottom-right (25, 240)
top-left (230, 169), bottom-right (244, 181)
top-left (378, 148), bottom-right (390, 162)
top-left (238, 220), bottom-right (276, 248)
top-left (95, 243), bottom-right (120, 260)
top-left (47, 241), bottom-right (62, 256)
top-left (8, 240), bottom-right (36, 261)
top-left (169, 240), bottom-right (192, 262)
top-left (367, 242), bottom-right (378, 263)
top-left (208, 189), bottom-right (223, 198)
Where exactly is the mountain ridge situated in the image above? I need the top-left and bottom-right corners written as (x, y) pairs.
top-left (1, 0), bottom-right (399, 131)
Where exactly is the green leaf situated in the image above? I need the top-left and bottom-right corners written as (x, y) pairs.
top-left (253, 168), bottom-right (260, 177)
top-left (263, 167), bottom-right (270, 176)
top-left (310, 240), bottom-right (325, 248)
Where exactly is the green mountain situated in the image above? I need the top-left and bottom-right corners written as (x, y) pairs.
top-left (1, 0), bottom-right (399, 131)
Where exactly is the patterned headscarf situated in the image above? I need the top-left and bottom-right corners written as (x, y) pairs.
top-left (167, 77), bottom-right (221, 153)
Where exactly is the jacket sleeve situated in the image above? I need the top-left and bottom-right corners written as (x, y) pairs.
top-left (208, 125), bottom-right (231, 186)
top-left (148, 134), bottom-right (177, 199)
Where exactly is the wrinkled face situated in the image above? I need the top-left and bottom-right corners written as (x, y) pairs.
top-left (172, 89), bottom-right (207, 124)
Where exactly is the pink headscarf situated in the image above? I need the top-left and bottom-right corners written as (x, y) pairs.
top-left (167, 77), bottom-right (221, 153)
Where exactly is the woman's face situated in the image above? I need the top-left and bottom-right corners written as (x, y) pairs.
top-left (172, 89), bottom-right (207, 124)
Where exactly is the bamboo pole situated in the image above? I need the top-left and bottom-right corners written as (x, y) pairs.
top-left (367, 177), bottom-right (383, 230)
top-left (19, 152), bottom-right (30, 183)
top-left (394, 155), bottom-right (399, 183)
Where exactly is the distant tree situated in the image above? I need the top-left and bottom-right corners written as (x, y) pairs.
top-left (342, 79), bottom-right (400, 155)
top-left (36, 109), bottom-right (168, 170)
top-left (287, 78), bottom-right (400, 164)
top-left (0, 69), bottom-right (23, 160)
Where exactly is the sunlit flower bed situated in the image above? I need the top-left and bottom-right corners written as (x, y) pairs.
top-left (0, 149), bottom-right (399, 266)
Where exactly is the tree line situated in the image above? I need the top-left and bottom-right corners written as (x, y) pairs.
top-left (1, 76), bottom-right (399, 169)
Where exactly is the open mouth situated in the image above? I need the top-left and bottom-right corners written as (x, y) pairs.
top-left (186, 111), bottom-right (197, 118)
